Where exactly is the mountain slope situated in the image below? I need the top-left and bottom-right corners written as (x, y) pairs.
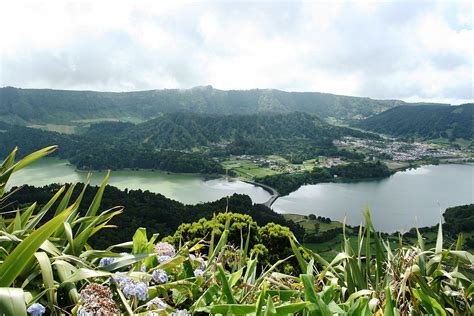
top-left (0, 86), bottom-right (418, 124)
top-left (0, 112), bottom-right (374, 171)
top-left (353, 104), bottom-right (473, 141)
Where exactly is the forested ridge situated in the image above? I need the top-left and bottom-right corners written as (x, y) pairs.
top-left (0, 112), bottom-right (375, 172)
top-left (0, 86), bottom-right (420, 124)
top-left (354, 103), bottom-right (473, 141)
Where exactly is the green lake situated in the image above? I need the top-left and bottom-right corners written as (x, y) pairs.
top-left (8, 158), bottom-right (271, 205)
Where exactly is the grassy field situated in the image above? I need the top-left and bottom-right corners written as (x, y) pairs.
top-left (385, 161), bottom-right (410, 170)
top-left (221, 159), bottom-right (277, 179)
top-left (283, 213), bottom-right (342, 233)
top-left (221, 155), bottom-right (317, 179)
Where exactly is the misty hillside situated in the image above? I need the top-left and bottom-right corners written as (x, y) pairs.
top-left (0, 86), bottom-right (418, 124)
top-left (353, 104), bottom-right (473, 141)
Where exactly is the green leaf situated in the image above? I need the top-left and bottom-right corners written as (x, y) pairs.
top-left (132, 227), bottom-right (149, 255)
top-left (84, 171), bottom-right (110, 218)
top-left (264, 296), bottom-right (276, 315)
top-left (65, 268), bottom-right (112, 283)
top-left (207, 304), bottom-right (256, 314)
top-left (0, 205), bottom-right (74, 287)
top-left (0, 287), bottom-right (27, 316)
top-left (217, 263), bottom-right (236, 304)
top-left (274, 302), bottom-right (307, 314)
top-left (25, 186), bottom-right (65, 231)
top-left (207, 228), bottom-right (229, 267)
top-left (301, 274), bottom-right (317, 303)
top-left (34, 252), bottom-right (56, 309)
top-left (12, 146), bottom-right (57, 173)
top-left (289, 235), bottom-right (307, 272)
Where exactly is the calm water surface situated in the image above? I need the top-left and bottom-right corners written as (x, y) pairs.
top-left (8, 158), bottom-right (271, 205)
top-left (273, 164), bottom-right (474, 232)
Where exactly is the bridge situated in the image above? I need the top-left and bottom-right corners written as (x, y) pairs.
top-left (243, 180), bottom-right (279, 208)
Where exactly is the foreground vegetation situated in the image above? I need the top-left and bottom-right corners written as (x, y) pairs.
top-left (0, 147), bottom-right (473, 315)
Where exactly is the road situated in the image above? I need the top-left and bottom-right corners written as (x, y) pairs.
top-left (243, 180), bottom-right (280, 208)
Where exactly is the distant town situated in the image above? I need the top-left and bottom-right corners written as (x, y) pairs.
top-left (334, 137), bottom-right (471, 162)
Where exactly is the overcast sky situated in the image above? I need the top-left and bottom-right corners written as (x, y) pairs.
top-left (0, 0), bottom-right (472, 104)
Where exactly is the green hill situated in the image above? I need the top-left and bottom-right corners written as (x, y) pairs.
top-left (354, 104), bottom-right (473, 143)
top-left (0, 112), bottom-right (374, 172)
top-left (0, 86), bottom-right (414, 124)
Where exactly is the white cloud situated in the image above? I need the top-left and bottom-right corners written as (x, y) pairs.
top-left (0, 0), bottom-right (472, 104)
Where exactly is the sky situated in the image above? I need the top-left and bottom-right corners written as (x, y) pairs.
top-left (0, 0), bottom-right (472, 104)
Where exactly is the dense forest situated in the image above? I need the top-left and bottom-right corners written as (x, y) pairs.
top-left (0, 86), bottom-right (423, 124)
top-left (443, 204), bottom-right (474, 235)
top-left (354, 103), bottom-right (473, 142)
top-left (0, 112), bottom-right (375, 172)
top-left (258, 161), bottom-right (394, 195)
top-left (8, 184), bottom-right (304, 248)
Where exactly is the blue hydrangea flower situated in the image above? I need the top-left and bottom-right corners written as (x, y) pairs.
top-left (111, 272), bottom-right (128, 286)
top-left (154, 242), bottom-right (176, 257)
top-left (147, 297), bottom-right (167, 310)
top-left (152, 269), bottom-right (169, 284)
top-left (27, 303), bottom-right (46, 316)
top-left (141, 264), bottom-right (147, 272)
top-left (121, 278), bottom-right (149, 301)
top-left (115, 276), bottom-right (148, 301)
top-left (157, 255), bottom-right (172, 263)
top-left (99, 257), bottom-right (117, 267)
top-left (194, 268), bottom-right (204, 277)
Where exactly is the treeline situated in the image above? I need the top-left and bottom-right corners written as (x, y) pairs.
top-left (443, 204), bottom-right (474, 235)
top-left (354, 104), bottom-right (473, 142)
top-left (258, 161), bottom-right (393, 195)
top-left (8, 184), bottom-right (305, 248)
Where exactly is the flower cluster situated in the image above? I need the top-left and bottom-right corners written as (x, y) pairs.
top-left (78, 283), bottom-right (120, 316)
top-left (27, 303), bottom-right (46, 316)
top-left (147, 297), bottom-right (167, 310)
top-left (115, 276), bottom-right (149, 301)
top-left (99, 257), bottom-right (118, 267)
top-left (154, 242), bottom-right (176, 263)
top-left (152, 269), bottom-right (169, 284)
